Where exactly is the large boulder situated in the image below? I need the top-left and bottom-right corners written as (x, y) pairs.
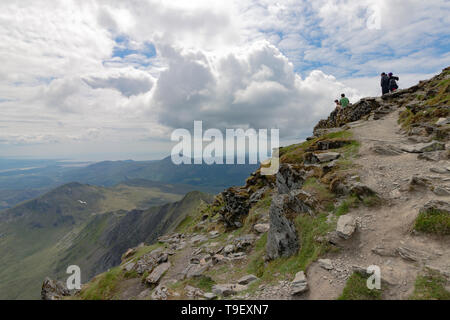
top-left (276, 164), bottom-right (307, 194)
top-left (336, 215), bottom-right (357, 239)
top-left (266, 192), bottom-right (312, 260)
top-left (41, 277), bottom-right (71, 300)
top-left (254, 223), bottom-right (270, 233)
top-left (290, 271), bottom-right (308, 295)
top-left (146, 262), bottom-right (170, 285)
top-left (134, 249), bottom-right (164, 274)
top-left (182, 263), bottom-right (210, 279)
top-left (401, 141), bottom-right (446, 153)
top-left (219, 187), bottom-right (250, 227)
top-left (313, 98), bottom-right (381, 134)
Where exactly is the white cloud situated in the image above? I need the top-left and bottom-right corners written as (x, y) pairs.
top-left (0, 0), bottom-right (448, 159)
top-left (150, 42), bottom-right (361, 138)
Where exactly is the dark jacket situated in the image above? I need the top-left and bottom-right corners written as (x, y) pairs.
top-left (381, 75), bottom-right (390, 89)
top-left (389, 76), bottom-right (399, 91)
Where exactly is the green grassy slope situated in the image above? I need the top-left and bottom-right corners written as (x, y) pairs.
top-left (0, 181), bottom-right (209, 299)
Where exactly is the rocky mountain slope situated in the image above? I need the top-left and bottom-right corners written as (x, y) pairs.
top-left (48, 67), bottom-right (450, 300)
top-left (0, 180), bottom-right (210, 299)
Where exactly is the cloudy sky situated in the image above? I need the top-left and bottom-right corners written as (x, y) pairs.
top-left (0, 0), bottom-right (449, 160)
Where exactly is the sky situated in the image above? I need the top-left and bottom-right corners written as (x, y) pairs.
top-left (0, 0), bottom-right (449, 160)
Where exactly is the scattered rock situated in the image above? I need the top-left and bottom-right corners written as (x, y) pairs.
top-left (237, 274), bottom-right (259, 285)
top-left (158, 233), bottom-right (184, 244)
top-left (336, 215), bottom-right (357, 239)
top-left (318, 259), bottom-right (333, 270)
top-left (134, 252), bottom-right (159, 275)
top-left (401, 141), bottom-right (445, 153)
top-left (430, 167), bottom-right (448, 174)
top-left (254, 223), bottom-right (270, 233)
top-left (313, 152), bottom-right (341, 163)
top-left (190, 234), bottom-right (208, 245)
top-left (433, 186), bottom-right (450, 196)
top-left (229, 252), bottom-right (247, 260)
top-left (204, 292), bottom-right (217, 300)
top-left (420, 200), bottom-right (450, 214)
top-left (122, 248), bottom-right (137, 261)
top-left (371, 144), bottom-right (403, 156)
top-left (396, 246), bottom-right (429, 262)
top-left (401, 175), bottom-right (431, 192)
top-left (349, 182), bottom-right (377, 199)
top-left (209, 231), bottom-right (220, 238)
top-left (234, 234), bottom-right (257, 251)
top-left (121, 260), bottom-right (136, 272)
top-left (223, 244), bottom-right (235, 254)
top-left (436, 117), bottom-right (450, 126)
top-left (151, 284), bottom-right (168, 300)
top-left (212, 254), bottom-right (226, 265)
top-left (418, 151), bottom-right (448, 162)
top-left (212, 284), bottom-right (247, 297)
top-left (182, 263), bottom-right (210, 279)
top-left (185, 285), bottom-right (204, 298)
top-left (290, 271), bottom-right (308, 295)
top-left (146, 262), bottom-right (170, 284)
top-left (41, 277), bottom-right (71, 300)
top-left (371, 246), bottom-right (397, 257)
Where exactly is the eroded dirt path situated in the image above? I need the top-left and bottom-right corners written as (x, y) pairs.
top-left (307, 108), bottom-right (450, 300)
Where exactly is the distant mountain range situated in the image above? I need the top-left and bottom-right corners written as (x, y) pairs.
top-left (0, 156), bottom-right (258, 209)
top-left (0, 180), bottom-right (213, 299)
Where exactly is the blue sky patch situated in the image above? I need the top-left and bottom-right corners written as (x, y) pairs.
top-left (112, 35), bottom-right (156, 59)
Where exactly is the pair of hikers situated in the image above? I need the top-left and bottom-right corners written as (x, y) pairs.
top-left (381, 72), bottom-right (399, 95)
top-left (334, 93), bottom-right (350, 110)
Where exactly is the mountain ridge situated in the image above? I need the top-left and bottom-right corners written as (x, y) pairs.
top-left (62, 66), bottom-right (450, 301)
top-left (0, 179), bottom-right (211, 299)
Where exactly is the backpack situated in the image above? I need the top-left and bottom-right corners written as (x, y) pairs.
top-left (390, 78), bottom-right (398, 90)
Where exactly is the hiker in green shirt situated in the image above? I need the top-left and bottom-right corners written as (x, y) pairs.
top-left (340, 93), bottom-right (350, 108)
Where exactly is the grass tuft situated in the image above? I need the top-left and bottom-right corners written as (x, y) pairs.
top-left (414, 208), bottom-right (450, 235)
top-left (338, 272), bottom-right (383, 300)
top-left (409, 268), bottom-right (450, 300)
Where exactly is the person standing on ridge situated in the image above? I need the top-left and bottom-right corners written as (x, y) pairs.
top-left (340, 93), bottom-right (350, 108)
top-left (388, 72), bottom-right (399, 93)
top-left (380, 72), bottom-right (390, 95)
top-left (334, 99), bottom-right (341, 109)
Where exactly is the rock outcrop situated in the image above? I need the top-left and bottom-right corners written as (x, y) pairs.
top-left (313, 97), bottom-right (381, 135)
top-left (41, 277), bottom-right (71, 300)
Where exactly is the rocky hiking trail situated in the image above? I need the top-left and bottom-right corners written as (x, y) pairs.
top-left (306, 108), bottom-right (450, 300)
top-left (42, 67), bottom-right (450, 301)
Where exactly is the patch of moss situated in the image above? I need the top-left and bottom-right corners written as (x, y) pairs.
top-left (338, 272), bottom-right (383, 300)
top-left (414, 208), bottom-right (450, 235)
top-left (409, 269), bottom-right (450, 300)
